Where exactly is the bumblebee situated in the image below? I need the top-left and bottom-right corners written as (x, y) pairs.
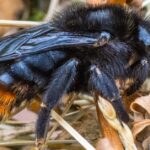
top-left (0, 3), bottom-right (149, 148)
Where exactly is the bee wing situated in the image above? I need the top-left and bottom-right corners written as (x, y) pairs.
top-left (0, 23), bottom-right (96, 62)
top-left (0, 23), bottom-right (53, 56)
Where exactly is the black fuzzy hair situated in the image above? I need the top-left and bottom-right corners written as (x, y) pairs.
top-left (52, 4), bottom-right (141, 39)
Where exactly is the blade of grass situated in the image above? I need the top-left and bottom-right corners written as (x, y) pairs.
top-left (51, 110), bottom-right (96, 150)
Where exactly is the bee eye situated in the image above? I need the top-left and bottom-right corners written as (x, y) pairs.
top-left (98, 31), bottom-right (111, 46)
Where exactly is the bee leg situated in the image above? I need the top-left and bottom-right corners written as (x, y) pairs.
top-left (88, 65), bottom-right (129, 122)
top-left (36, 58), bottom-right (78, 149)
top-left (126, 57), bottom-right (149, 96)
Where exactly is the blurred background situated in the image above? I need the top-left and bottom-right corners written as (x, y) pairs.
top-left (0, 0), bottom-right (149, 36)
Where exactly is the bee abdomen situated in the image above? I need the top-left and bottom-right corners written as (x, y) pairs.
top-left (24, 51), bottom-right (67, 72)
top-left (10, 61), bottom-right (47, 87)
top-left (0, 85), bottom-right (16, 121)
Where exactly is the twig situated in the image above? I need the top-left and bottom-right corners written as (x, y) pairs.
top-left (44, 0), bottom-right (60, 21)
top-left (0, 140), bottom-right (77, 146)
top-left (98, 96), bottom-right (137, 150)
top-left (5, 120), bottom-right (28, 125)
top-left (0, 124), bottom-right (34, 140)
top-left (51, 110), bottom-right (96, 150)
top-left (0, 20), bottom-right (43, 27)
top-left (95, 95), bottom-right (123, 150)
top-left (46, 93), bottom-right (76, 141)
top-left (94, 93), bottom-right (104, 137)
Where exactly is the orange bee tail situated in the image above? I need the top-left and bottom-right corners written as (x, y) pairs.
top-left (0, 85), bottom-right (16, 121)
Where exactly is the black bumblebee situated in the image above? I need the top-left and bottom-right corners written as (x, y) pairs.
top-left (0, 3), bottom-right (149, 148)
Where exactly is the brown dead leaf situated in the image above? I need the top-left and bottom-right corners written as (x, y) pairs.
top-left (122, 92), bottom-right (141, 113)
top-left (132, 119), bottom-right (150, 139)
top-left (132, 120), bottom-right (150, 150)
top-left (130, 95), bottom-right (150, 150)
top-left (130, 94), bottom-right (150, 122)
top-left (130, 95), bottom-right (150, 115)
top-left (142, 136), bottom-right (150, 150)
